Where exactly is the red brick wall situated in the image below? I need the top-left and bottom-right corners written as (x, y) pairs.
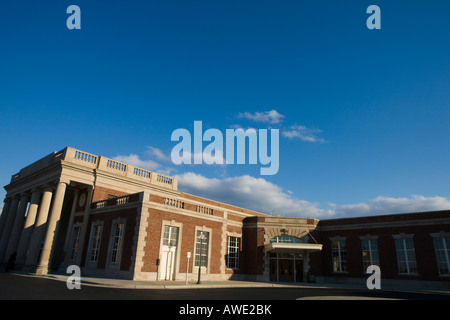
top-left (308, 229), bottom-right (324, 276)
top-left (242, 217), bottom-right (265, 275)
top-left (142, 208), bottom-right (225, 275)
top-left (80, 207), bottom-right (137, 272)
top-left (91, 186), bottom-right (129, 203)
top-left (316, 212), bottom-right (450, 282)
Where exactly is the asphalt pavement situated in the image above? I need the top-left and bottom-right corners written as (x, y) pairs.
top-left (1, 271), bottom-right (450, 301)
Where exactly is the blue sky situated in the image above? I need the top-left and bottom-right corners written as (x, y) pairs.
top-left (1, 0), bottom-right (450, 218)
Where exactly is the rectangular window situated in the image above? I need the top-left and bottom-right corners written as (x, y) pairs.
top-left (111, 223), bottom-right (124, 264)
top-left (433, 237), bottom-right (450, 275)
top-left (195, 231), bottom-right (210, 267)
top-left (163, 225), bottom-right (179, 247)
top-left (227, 236), bottom-right (240, 269)
top-left (361, 239), bottom-right (380, 271)
top-left (89, 225), bottom-right (102, 262)
top-left (395, 238), bottom-right (418, 274)
top-left (332, 240), bottom-right (347, 272)
top-left (69, 226), bottom-right (81, 261)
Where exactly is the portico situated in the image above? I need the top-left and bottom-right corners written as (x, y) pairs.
top-left (265, 242), bottom-right (322, 282)
top-left (0, 147), bottom-right (177, 275)
top-left (242, 215), bottom-right (323, 283)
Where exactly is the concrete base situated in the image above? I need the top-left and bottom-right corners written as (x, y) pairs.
top-left (35, 265), bottom-right (49, 275)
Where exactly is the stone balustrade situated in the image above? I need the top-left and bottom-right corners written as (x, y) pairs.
top-left (9, 147), bottom-right (178, 191)
top-left (91, 192), bottom-right (143, 209)
top-left (164, 197), bottom-right (185, 209)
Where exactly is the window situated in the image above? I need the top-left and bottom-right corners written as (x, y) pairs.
top-left (361, 239), bottom-right (380, 271)
top-left (270, 235), bottom-right (302, 244)
top-left (195, 231), bottom-right (209, 267)
top-left (433, 237), bottom-right (450, 275)
top-left (89, 225), bottom-right (102, 263)
top-left (111, 223), bottom-right (124, 264)
top-left (395, 238), bottom-right (418, 274)
top-left (227, 236), bottom-right (240, 269)
top-left (332, 240), bottom-right (347, 272)
top-left (163, 225), bottom-right (179, 247)
top-left (69, 226), bottom-right (81, 261)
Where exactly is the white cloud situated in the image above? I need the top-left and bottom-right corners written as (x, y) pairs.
top-left (335, 195), bottom-right (450, 217)
top-left (238, 110), bottom-right (285, 124)
top-left (113, 148), bottom-right (450, 220)
top-left (113, 144), bottom-right (228, 178)
top-left (172, 150), bottom-right (226, 166)
top-left (236, 111), bottom-right (325, 143)
top-left (281, 124), bottom-right (325, 143)
top-left (113, 154), bottom-right (161, 171)
top-left (229, 124), bottom-right (257, 131)
top-left (145, 146), bottom-right (171, 163)
top-left (113, 150), bottom-right (175, 176)
top-left (174, 172), bottom-right (334, 218)
top-left (174, 172), bottom-right (450, 219)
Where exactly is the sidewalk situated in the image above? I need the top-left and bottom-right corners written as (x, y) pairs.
top-left (10, 271), bottom-right (450, 296)
top-left (12, 271), bottom-right (323, 290)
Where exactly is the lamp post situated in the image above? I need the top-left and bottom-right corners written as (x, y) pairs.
top-left (197, 232), bottom-right (206, 285)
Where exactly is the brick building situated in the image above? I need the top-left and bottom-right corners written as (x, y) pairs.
top-left (0, 147), bottom-right (449, 288)
top-left (315, 211), bottom-right (450, 287)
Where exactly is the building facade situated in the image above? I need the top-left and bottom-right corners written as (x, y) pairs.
top-left (315, 211), bottom-right (450, 287)
top-left (0, 147), bottom-right (449, 288)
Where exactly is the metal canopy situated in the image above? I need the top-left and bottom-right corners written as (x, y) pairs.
top-left (264, 242), bottom-right (323, 253)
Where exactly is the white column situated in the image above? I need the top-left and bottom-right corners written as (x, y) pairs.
top-left (5, 193), bottom-right (31, 261)
top-left (16, 189), bottom-right (42, 266)
top-left (75, 186), bottom-right (93, 267)
top-left (0, 197), bottom-right (13, 238)
top-left (0, 195), bottom-right (20, 262)
top-left (36, 181), bottom-right (67, 275)
top-left (25, 186), bottom-right (54, 269)
top-left (60, 189), bottom-right (79, 269)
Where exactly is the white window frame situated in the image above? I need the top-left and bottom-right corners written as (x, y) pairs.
top-left (111, 223), bottom-right (124, 264)
top-left (88, 222), bottom-right (103, 265)
top-left (194, 226), bottom-right (212, 271)
top-left (107, 218), bottom-right (127, 270)
top-left (163, 225), bottom-right (180, 247)
top-left (360, 235), bottom-right (380, 272)
top-left (394, 235), bottom-right (418, 275)
top-left (68, 224), bottom-right (82, 262)
top-left (431, 233), bottom-right (450, 276)
top-left (226, 236), bottom-right (241, 269)
top-left (330, 237), bottom-right (347, 273)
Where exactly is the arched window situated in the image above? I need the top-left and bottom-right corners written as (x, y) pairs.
top-left (270, 235), bottom-right (303, 244)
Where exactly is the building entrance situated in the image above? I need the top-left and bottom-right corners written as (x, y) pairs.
top-left (161, 225), bottom-right (179, 281)
top-left (269, 253), bottom-right (303, 282)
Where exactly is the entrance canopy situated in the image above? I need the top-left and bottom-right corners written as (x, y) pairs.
top-left (264, 242), bottom-right (323, 254)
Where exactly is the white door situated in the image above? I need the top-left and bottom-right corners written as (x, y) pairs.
top-left (161, 246), bottom-right (176, 280)
top-left (161, 226), bottom-right (179, 281)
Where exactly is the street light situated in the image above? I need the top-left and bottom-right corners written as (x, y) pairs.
top-left (197, 232), bottom-right (206, 285)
